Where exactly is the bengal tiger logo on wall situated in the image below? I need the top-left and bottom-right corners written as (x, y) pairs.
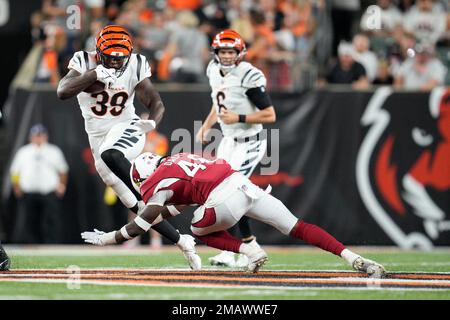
top-left (356, 87), bottom-right (450, 250)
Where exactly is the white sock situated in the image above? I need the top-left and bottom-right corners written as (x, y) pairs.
top-left (239, 243), bottom-right (251, 255)
top-left (340, 249), bottom-right (360, 266)
top-left (111, 181), bottom-right (138, 208)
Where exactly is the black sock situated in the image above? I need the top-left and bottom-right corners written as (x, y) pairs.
top-left (129, 203), bottom-right (138, 214)
top-left (151, 220), bottom-right (180, 244)
top-left (101, 149), bottom-right (142, 199)
top-left (238, 216), bottom-right (254, 240)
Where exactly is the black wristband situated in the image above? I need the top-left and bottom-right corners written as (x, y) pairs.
top-left (238, 114), bottom-right (246, 123)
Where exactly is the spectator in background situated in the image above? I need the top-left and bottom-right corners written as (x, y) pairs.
top-left (352, 33), bottom-right (379, 83)
top-left (10, 124), bottom-right (69, 244)
top-left (167, 0), bottom-right (202, 11)
top-left (259, 0), bottom-right (284, 32)
top-left (403, 0), bottom-right (447, 45)
top-left (324, 41), bottom-right (369, 89)
top-left (84, 19), bottom-right (104, 51)
top-left (394, 42), bottom-right (447, 91)
top-left (387, 30), bottom-right (417, 76)
top-left (158, 10), bottom-right (210, 82)
top-left (373, 59), bottom-right (394, 85)
top-left (229, 2), bottom-right (254, 44)
top-left (360, 0), bottom-right (403, 37)
top-left (138, 9), bottom-right (171, 80)
top-left (279, 0), bottom-right (316, 62)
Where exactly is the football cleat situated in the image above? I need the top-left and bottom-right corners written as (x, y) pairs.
top-left (208, 251), bottom-right (236, 267)
top-left (244, 240), bottom-right (268, 273)
top-left (352, 257), bottom-right (386, 278)
top-left (176, 234), bottom-right (202, 271)
top-left (0, 245), bottom-right (10, 271)
top-left (235, 254), bottom-right (249, 268)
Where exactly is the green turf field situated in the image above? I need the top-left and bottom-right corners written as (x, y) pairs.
top-left (1, 246), bottom-right (449, 300)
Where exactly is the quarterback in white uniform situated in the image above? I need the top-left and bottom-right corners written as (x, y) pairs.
top-left (196, 30), bottom-right (276, 268)
top-left (57, 25), bottom-right (200, 270)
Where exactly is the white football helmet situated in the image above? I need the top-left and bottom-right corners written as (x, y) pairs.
top-left (130, 152), bottom-right (162, 192)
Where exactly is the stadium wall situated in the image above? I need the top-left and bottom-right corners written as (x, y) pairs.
top-left (1, 86), bottom-right (449, 249)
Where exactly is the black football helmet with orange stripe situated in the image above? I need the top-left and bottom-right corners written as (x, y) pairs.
top-left (95, 25), bottom-right (133, 77)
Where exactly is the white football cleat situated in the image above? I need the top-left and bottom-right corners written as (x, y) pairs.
top-left (352, 257), bottom-right (386, 278)
top-left (243, 240), bottom-right (268, 273)
top-left (235, 254), bottom-right (249, 268)
top-left (176, 234), bottom-right (202, 271)
top-left (208, 251), bottom-right (236, 267)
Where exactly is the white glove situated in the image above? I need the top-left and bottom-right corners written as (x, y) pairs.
top-left (95, 65), bottom-right (117, 87)
top-left (130, 119), bottom-right (156, 137)
top-left (81, 228), bottom-right (117, 246)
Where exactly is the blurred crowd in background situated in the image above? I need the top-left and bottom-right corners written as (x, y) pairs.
top-left (29, 0), bottom-right (450, 91)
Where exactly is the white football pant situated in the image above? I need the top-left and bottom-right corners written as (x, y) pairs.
top-left (190, 173), bottom-right (298, 236)
top-left (88, 119), bottom-right (145, 208)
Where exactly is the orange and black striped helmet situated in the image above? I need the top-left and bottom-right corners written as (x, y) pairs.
top-left (95, 25), bottom-right (133, 76)
top-left (211, 29), bottom-right (246, 70)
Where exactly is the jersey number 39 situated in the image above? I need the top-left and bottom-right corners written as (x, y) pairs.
top-left (91, 91), bottom-right (129, 116)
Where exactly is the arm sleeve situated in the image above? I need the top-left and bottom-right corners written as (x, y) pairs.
top-left (146, 190), bottom-right (174, 206)
top-left (245, 86), bottom-right (273, 109)
top-left (67, 51), bottom-right (85, 74)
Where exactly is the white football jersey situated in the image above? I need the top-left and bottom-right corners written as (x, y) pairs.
top-left (207, 60), bottom-right (267, 138)
top-left (68, 51), bottom-right (151, 137)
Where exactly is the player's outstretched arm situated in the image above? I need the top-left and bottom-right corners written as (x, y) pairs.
top-left (57, 69), bottom-right (97, 100)
top-left (135, 77), bottom-right (165, 126)
top-left (81, 204), bottom-right (165, 246)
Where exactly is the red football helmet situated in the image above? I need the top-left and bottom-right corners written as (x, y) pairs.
top-left (95, 25), bottom-right (133, 77)
top-left (211, 29), bottom-right (246, 70)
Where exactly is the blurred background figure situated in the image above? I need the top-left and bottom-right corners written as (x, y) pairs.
top-left (352, 33), bottom-right (378, 83)
top-left (158, 10), bottom-right (210, 83)
top-left (402, 0), bottom-right (447, 45)
top-left (9, 124), bottom-right (69, 244)
top-left (323, 41), bottom-right (369, 89)
top-left (394, 42), bottom-right (448, 91)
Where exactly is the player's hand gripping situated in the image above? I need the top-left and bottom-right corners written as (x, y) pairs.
top-left (218, 109), bottom-right (239, 124)
top-left (81, 229), bottom-right (116, 246)
top-left (195, 127), bottom-right (210, 144)
top-left (95, 65), bottom-right (117, 88)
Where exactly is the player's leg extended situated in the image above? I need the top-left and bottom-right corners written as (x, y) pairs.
top-left (191, 191), bottom-right (268, 272)
top-left (93, 123), bottom-right (198, 262)
top-left (245, 190), bottom-right (386, 277)
top-left (209, 137), bottom-right (266, 266)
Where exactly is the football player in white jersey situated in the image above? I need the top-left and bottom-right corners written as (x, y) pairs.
top-left (57, 25), bottom-right (201, 270)
top-left (196, 30), bottom-right (276, 268)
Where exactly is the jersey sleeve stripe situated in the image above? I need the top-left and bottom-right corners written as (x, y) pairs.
top-left (241, 69), bottom-right (253, 86)
top-left (247, 72), bottom-right (263, 83)
top-left (136, 54), bottom-right (142, 81)
top-left (83, 51), bottom-right (89, 70)
top-left (76, 55), bottom-right (82, 68)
